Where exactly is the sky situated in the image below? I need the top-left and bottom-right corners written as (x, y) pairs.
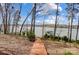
top-left (0, 3), bottom-right (78, 25)
top-left (20, 3), bottom-right (78, 25)
top-left (19, 3), bottom-right (68, 25)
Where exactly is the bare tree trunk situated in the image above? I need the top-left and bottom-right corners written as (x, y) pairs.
top-left (42, 16), bottom-right (45, 37)
top-left (53, 3), bottom-right (59, 40)
top-left (33, 3), bottom-right (36, 33)
top-left (12, 18), bottom-right (15, 33)
top-left (15, 4), bottom-right (22, 34)
top-left (30, 3), bottom-right (36, 33)
top-left (67, 17), bottom-right (70, 42)
top-left (69, 18), bottom-right (73, 42)
top-left (1, 7), bottom-right (5, 34)
top-left (19, 8), bottom-right (33, 34)
top-left (76, 16), bottom-right (79, 42)
top-left (8, 11), bottom-right (11, 33)
top-left (15, 23), bottom-right (17, 34)
top-left (69, 4), bottom-right (74, 42)
top-left (4, 3), bottom-right (8, 34)
top-left (2, 14), bottom-right (5, 34)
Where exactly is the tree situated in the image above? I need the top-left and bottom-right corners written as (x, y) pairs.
top-left (30, 3), bottom-right (36, 33)
top-left (7, 4), bottom-right (14, 33)
top-left (15, 4), bottom-right (22, 34)
top-left (11, 4), bottom-right (22, 34)
top-left (19, 7), bottom-right (33, 34)
top-left (0, 4), bottom-right (4, 33)
top-left (53, 3), bottom-right (59, 40)
top-left (70, 4), bottom-right (74, 42)
top-left (20, 3), bottom-right (43, 34)
top-left (74, 3), bottom-right (79, 42)
top-left (11, 9), bottom-right (18, 33)
top-left (36, 3), bottom-right (56, 37)
top-left (66, 3), bottom-right (74, 42)
top-left (0, 3), bottom-right (13, 34)
top-left (42, 16), bottom-right (45, 37)
top-left (76, 16), bottom-right (79, 42)
top-left (67, 15), bottom-right (71, 41)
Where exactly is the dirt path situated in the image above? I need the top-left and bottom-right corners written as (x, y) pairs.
top-left (0, 34), bottom-right (47, 55)
top-left (30, 38), bottom-right (47, 55)
top-left (1, 34), bottom-right (79, 55)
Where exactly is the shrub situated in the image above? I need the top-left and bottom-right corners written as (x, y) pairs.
top-left (58, 36), bottom-right (62, 40)
top-left (53, 36), bottom-right (61, 41)
top-left (22, 32), bottom-right (25, 36)
top-left (62, 36), bottom-right (68, 42)
top-left (44, 34), bottom-right (54, 40)
top-left (16, 32), bottom-right (20, 35)
top-left (55, 36), bottom-right (58, 39)
top-left (44, 31), bottom-right (62, 41)
top-left (58, 36), bottom-right (61, 41)
top-left (64, 51), bottom-right (73, 55)
top-left (44, 33), bottom-right (62, 41)
top-left (27, 31), bottom-right (35, 42)
top-left (44, 31), bottom-right (54, 39)
top-left (76, 40), bottom-right (79, 44)
top-left (44, 33), bottom-right (50, 39)
top-left (71, 40), bottom-right (75, 43)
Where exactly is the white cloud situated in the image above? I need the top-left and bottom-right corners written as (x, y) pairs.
top-left (48, 3), bottom-right (62, 11)
top-left (37, 4), bottom-right (50, 15)
top-left (19, 15), bottom-right (78, 25)
top-left (59, 7), bottom-right (62, 11)
top-left (35, 20), bottom-right (42, 25)
top-left (38, 15), bottom-right (67, 25)
top-left (45, 19), bottom-right (55, 24)
top-left (45, 15), bottom-right (55, 24)
top-left (35, 15), bottom-right (55, 25)
top-left (36, 20), bottom-right (40, 23)
top-left (36, 3), bottom-right (62, 16)
top-left (36, 15), bottom-right (78, 25)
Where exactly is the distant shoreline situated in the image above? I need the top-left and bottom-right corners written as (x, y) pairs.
top-left (0, 24), bottom-right (77, 29)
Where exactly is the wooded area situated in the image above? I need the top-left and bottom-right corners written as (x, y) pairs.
top-left (0, 3), bottom-right (79, 55)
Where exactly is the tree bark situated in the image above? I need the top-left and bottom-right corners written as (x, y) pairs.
top-left (4, 3), bottom-right (8, 34)
top-left (53, 4), bottom-right (59, 40)
top-left (19, 7), bottom-right (33, 34)
top-left (69, 4), bottom-right (74, 42)
top-left (76, 16), bottom-right (79, 42)
top-left (15, 4), bottom-right (22, 34)
top-left (30, 3), bottom-right (36, 33)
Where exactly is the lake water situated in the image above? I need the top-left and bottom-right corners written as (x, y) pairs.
top-left (24, 27), bottom-right (79, 40)
top-left (7, 26), bottom-right (79, 40)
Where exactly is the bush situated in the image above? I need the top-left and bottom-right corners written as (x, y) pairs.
top-left (75, 40), bottom-right (79, 44)
top-left (71, 40), bottom-right (75, 43)
top-left (44, 33), bottom-right (62, 41)
top-left (62, 36), bottom-right (68, 42)
top-left (58, 36), bottom-right (62, 40)
top-left (43, 31), bottom-right (54, 39)
top-left (64, 51), bottom-right (73, 55)
top-left (27, 31), bottom-right (35, 42)
top-left (55, 36), bottom-right (58, 39)
top-left (22, 32), bottom-right (25, 36)
top-left (44, 33), bottom-right (50, 39)
top-left (55, 36), bottom-right (62, 41)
